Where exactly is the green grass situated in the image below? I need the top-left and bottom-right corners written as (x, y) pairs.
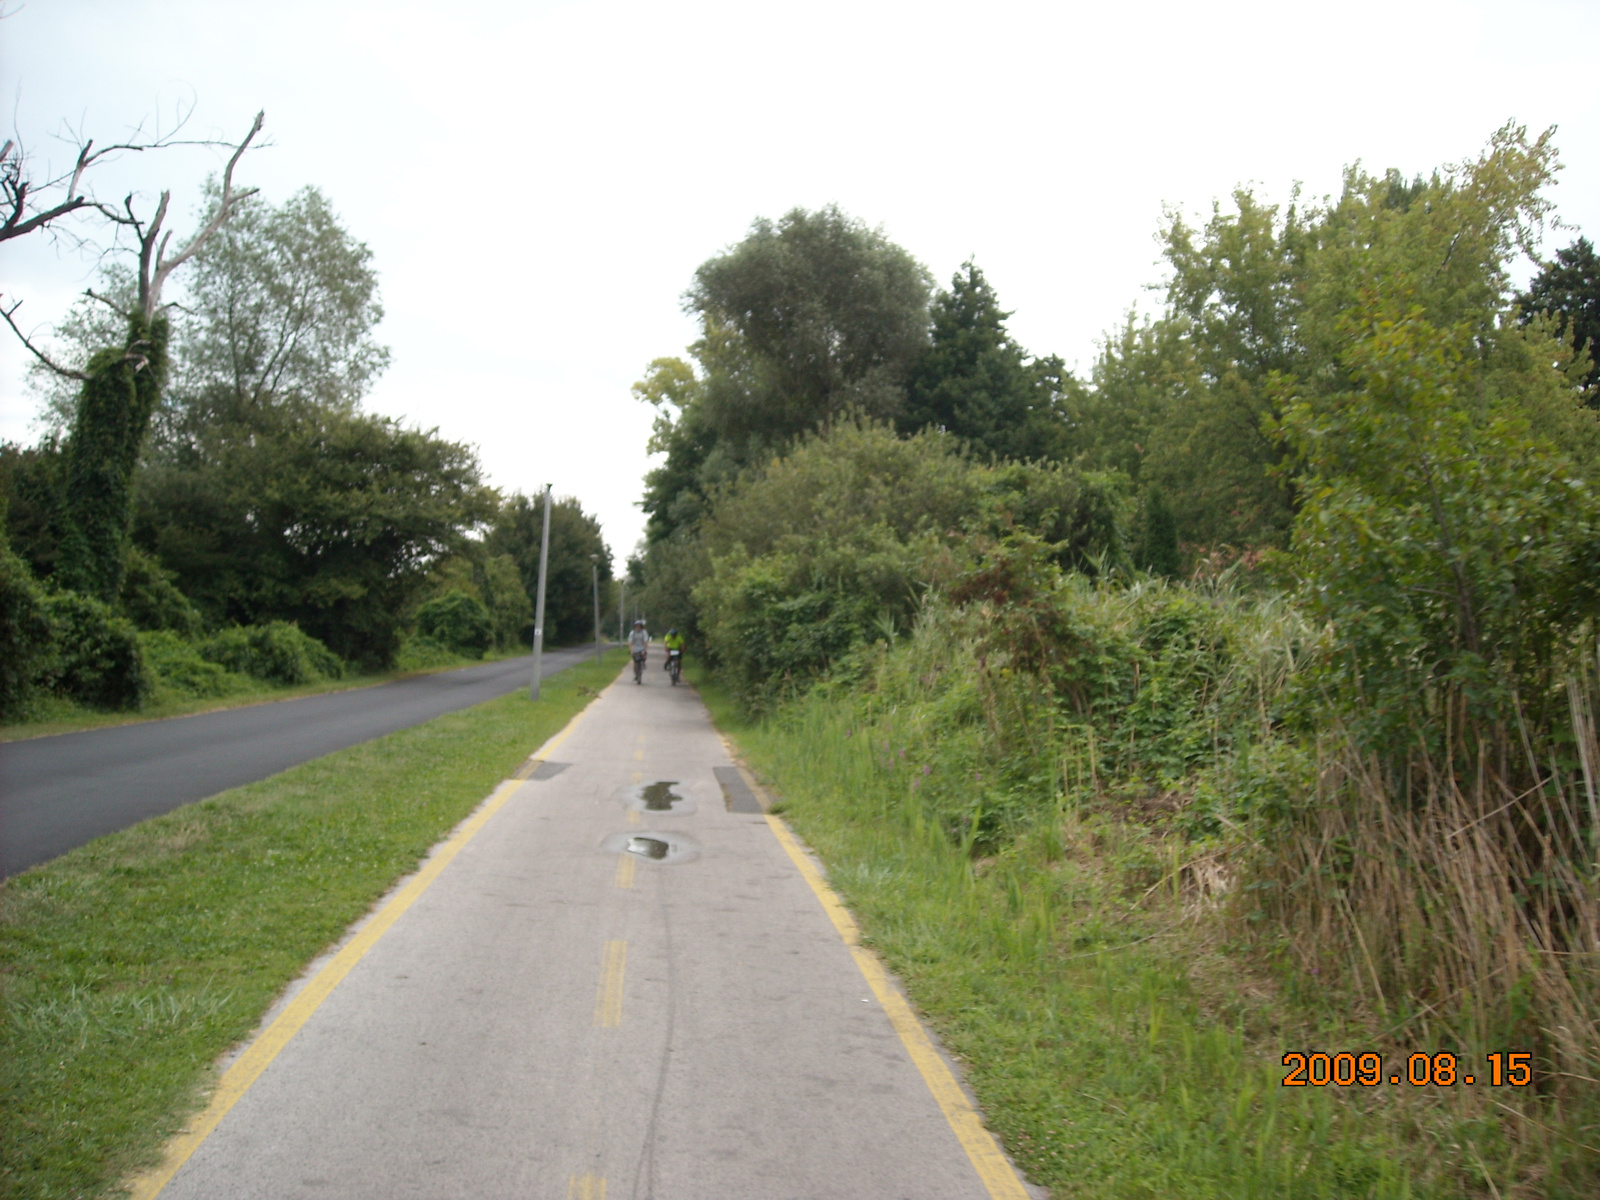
top-left (0, 653), bottom-right (623, 1200)
top-left (0, 644), bottom-right (535, 743)
top-left (695, 663), bottom-right (1496, 1199)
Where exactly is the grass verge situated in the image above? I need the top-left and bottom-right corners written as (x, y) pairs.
top-left (0, 644), bottom-right (544, 743)
top-left (0, 653), bottom-right (623, 1200)
top-left (695, 663), bottom-right (1505, 1199)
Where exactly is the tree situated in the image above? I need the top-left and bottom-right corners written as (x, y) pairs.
top-left (1081, 122), bottom-right (1568, 551)
top-left (1280, 302), bottom-right (1598, 766)
top-left (421, 550), bottom-right (533, 649)
top-left (899, 261), bottom-right (1072, 461)
top-left (132, 406), bottom-right (494, 668)
top-left (32, 185), bottom-right (388, 442)
top-left (484, 495), bottom-right (612, 647)
top-left (1518, 236), bottom-right (1600, 399)
top-left (688, 205), bottom-right (932, 445)
top-left (640, 206), bottom-right (932, 545)
top-left (3, 112), bottom-right (264, 601)
top-left (168, 184), bottom-right (389, 432)
top-left (1138, 487), bottom-right (1180, 577)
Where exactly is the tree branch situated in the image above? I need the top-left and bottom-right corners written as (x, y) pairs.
top-left (1, 193), bottom-right (92, 242)
top-left (0, 297), bottom-right (89, 380)
top-left (143, 110), bottom-right (264, 318)
top-left (0, 106), bottom-right (259, 248)
top-left (84, 288), bottom-right (134, 318)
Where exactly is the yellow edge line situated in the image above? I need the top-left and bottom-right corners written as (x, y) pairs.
top-left (764, 813), bottom-right (1032, 1200)
top-left (127, 700), bottom-right (596, 1200)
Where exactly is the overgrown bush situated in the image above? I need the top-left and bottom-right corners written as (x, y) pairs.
top-left (414, 590), bottom-right (493, 658)
top-left (692, 421), bottom-right (1131, 709)
top-left (119, 546), bottom-right (204, 636)
top-left (393, 635), bottom-right (468, 672)
top-left (0, 538), bottom-right (50, 720)
top-left (420, 554), bottom-right (532, 650)
top-left (138, 630), bottom-right (254, 698)
top-left (201, 622), bottom-right (343, 685)
top-left (37, 590), bottom-right (152, 710)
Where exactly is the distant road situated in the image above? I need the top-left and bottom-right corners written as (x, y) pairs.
top-left (0, 646), bottom-right (605, 878)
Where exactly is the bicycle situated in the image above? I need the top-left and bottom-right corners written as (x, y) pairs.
top-left (633, 650), bottom-right (647, 684)
top-left (666, 648), bottom-right (682, 685)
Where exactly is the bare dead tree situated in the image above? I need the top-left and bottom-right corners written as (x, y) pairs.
top-left (0, 109), bottom-right (264, 374)
top-left (124, 110), bottom-right (264, 321)
top-left (1, 101), bottom-right (251, 245)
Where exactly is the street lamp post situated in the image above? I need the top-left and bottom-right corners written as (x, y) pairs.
top-left (590, 553), bottom-right (602, 666)
top-left (529, 483), bottom-right (552, 702)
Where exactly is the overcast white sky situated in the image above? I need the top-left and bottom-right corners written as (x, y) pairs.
top-left (4, 0), bottom-right (1597, 561)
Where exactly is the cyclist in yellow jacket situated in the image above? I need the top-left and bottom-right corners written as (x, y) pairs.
top-left (662, 628), bottom-right (685, 684)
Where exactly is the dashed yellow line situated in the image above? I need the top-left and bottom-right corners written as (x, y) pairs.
top-left (765, 814), bottom-right (1032, 1200)
top-left (593, 940), bottom-right (627, 1028)
top-left (568, 1173), bottom-right (606, 1199)
top-left (614, 854), bottom-right (635, 889)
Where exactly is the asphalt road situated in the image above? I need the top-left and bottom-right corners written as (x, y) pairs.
top-left (0, 646), bottom-right (603, 878)
top-left (150, 669), bottom-right (1016, 1200)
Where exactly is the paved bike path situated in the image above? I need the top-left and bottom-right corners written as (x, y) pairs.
top-left (147, 666), bottom-right (1024, 1200)
top-left (0, 646), bottom-right (601, 877)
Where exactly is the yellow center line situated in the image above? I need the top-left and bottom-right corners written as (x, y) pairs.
top-left (593, 940), bottom-right (627, 1028)
top-left (764, 813), bottom-right (1032, 1200)
top-left (568, 1173), bottom-right (606, 1199)
top-left (626, 810), bottom-right (641, 826)
top-left (125, 700), bottom-right (599, 1200)
top-left (614, 853), bottom-right (635, 889)
top-left (633, 747), bottom-right (643, 761)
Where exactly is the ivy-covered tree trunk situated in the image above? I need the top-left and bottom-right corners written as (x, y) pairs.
top-left (57, 314), bottom-right (169, 601)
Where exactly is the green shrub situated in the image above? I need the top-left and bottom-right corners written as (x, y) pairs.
top-left (37, 591), bottom-right (153, 710)
top-left (393, 635), bottom-right (467, 672)
top-left (119, 546), bottom-right (204, 636)
top-left (414, 590), bottom-right (492, 658)
top-left (689, 422), bottom-right (1132, 709)
top-left (138, 630), bottom-right (254, 698)
top-left (0, 539), bottom-right (50, 720)
top-left (201, 622), bottom-right (344, 685)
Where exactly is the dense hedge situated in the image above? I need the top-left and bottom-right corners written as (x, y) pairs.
top-left (0, 540), bottom-right (51, 720)
top-left (36, 591), bottom-right (152, 710)
top-left (200, 622), bottom-right (343, 686)
top-left (414, 590), bottom-right (493, 658)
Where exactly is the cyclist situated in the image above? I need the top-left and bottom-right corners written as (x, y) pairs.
top-left (662, 628), bottom-right (685, 684)
top-left (628, 619), bottom-right (649, 684)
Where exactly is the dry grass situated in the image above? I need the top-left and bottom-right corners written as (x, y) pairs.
top-left (1247, 658), bottom-right (1600, 1193)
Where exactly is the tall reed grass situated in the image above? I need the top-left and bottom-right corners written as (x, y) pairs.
top-left (1248, 651), bottom-right (1600, 1190)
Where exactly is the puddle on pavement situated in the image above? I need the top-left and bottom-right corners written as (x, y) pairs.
top-left (641, 781), bottom-right (679, 810)
top-left (617, 780), bottom-right (697, 815)
top-left (601, 829), bottom-right (701, 864)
